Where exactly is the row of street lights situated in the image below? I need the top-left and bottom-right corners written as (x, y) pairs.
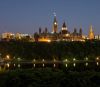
top-left (0, 54), bottom-right (100, 69)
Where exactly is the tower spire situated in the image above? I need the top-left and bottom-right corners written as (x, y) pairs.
top-left (90, 25), bottom-right (93, 32)
top-left (89, 25), bottom-right (94, 39)
top-left (52, 12), bottom-right (58, 33)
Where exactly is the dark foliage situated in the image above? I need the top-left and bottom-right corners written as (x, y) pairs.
top-left (0, 40), bottom-right (100, 60)
top-left (0, 69), bottom-right (100, 87)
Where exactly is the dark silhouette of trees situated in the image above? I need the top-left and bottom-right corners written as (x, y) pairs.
top-left (0, 40), bottom-right (100, 60)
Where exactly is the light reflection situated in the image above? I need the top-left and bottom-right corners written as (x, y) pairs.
top-left (33, 59), bottom-right (36, 62)
top-left (6, 55), bottom-right (10, 60)
top-left (73, 63), bottom-right (76, 67)
top-left (18, 64), bottom-right (20, 68)
top-left (7, 63), bottom-right (10, 68)
top-left (96, 57), bottom-right (99, 60)
top-left (85, 57), bottom-right (88, 61)
top-left (42, 59), bottom-right (44, 62)
top-left (85, 62), bottom-right (88, 66)
top-left (65, 59), bottom-right (68, 62)
top-left (65, 64), bottom-right (67, 67)
top-left (14, 64), bottom-right (16, 67)
top-left (54, 59), bottom-right (56, 62)
top-left (53, 64), bottom-right (56, 68)
top-left (96, 62), bottom-right (99, 66)
top-left (73, 58), bottom-right (76, 61)
top-left (43, 63), bottom-right (44, 67)
top-left (33, 64), bottom-right (35, 68)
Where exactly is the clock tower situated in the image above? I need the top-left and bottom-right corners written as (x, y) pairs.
top-left (52, 13), bottom-right (58, 33)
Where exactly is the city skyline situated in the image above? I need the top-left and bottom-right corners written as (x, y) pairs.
top-left (0, 0), bottom-right (100, 35)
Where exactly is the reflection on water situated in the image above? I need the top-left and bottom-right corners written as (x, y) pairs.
top-left (18, 64), bottom-right (20, 68)
top-left (33, 64), bottom-right (35, 68)
top-left (65, 64), bottom-right (67, 67)
top-left (96, 62), bottom-right (99, 66)
top-left (53, 64), bottom-right (56, 68)
top-left (43, 64), bottom-right (44, 67)
top-left (14, 64), bottom-right (16, 67)
top-left (73, 63), bottom-right (76, 67)
top-left (6, 63), bottom-right (10, 68)
top-left (85, 62), bottom-right (88, 66)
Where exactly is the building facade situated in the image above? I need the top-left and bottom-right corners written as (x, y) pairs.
top-left (34, 16), bottom-right (86, 42)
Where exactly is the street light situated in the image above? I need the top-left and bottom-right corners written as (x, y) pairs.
top-left (17, 58), bottom-right (21, 61)
top-left (85, 57), bottom-right (88, 61)
top-left (96, 57), bottom-right (99, 60)
top-left (73, 58), bottom-right (76, 61)
top-left (6, 55), bottom-right (10, 60)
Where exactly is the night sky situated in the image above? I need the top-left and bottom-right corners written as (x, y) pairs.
top-left (0, 0), bottom-right (100, 35)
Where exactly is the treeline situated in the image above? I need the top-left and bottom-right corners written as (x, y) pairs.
top-left (0, 40), bottom-right (100, 60)
top-left (0, 68), bottom-right (100, 87)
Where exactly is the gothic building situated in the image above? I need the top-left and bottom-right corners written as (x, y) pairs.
top-left (34, 16), bottom-right (86, 42)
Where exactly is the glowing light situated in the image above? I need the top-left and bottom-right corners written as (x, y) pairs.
top-left (18, 64), bottom-right (20, 68)
top-left (33, 59), bottom-right (36, 62)
top-left (96, 62), bottom-right (99, 66)
top-left (65, 64), bottom-right (67, 67)
top-left (42, 59), bottom-right (44, 62)
top-left (38, 38), bottom-right (51, 42)
top-left (6, 63), bottom-right (10, 68)
top-left (96, 57), bottom-right (99, 60)
top-left (73, 63), bottom-right (76, 67)
top-left (17, 58), bottom-right (21, 61)
top-left (85, 62), bottom-right (88, 66)
top-left (73, 58), bottom-right (76, 61)
top-left (65, 34), bottom-right (69, 37)
top-left (14, 64), bottom-right (16, 67)
top-left (34, 64), bottom-right (35, 68)
top-left (85, 57), bottom-right (88, 61)
top-left (6, 55), bottom-right (10, 60)
top-left (53, 64), bottom-right (56, 67)
top-left (47, 40), bottom-right (51, 43)
top-left (54, 59), bottom-right (56, 62)
top-left (54, 22), bottom-right (57, 25)
top-left (65, 59), bottom-right (68, 62)
top-left (43, 64), bottom-right (45, 67)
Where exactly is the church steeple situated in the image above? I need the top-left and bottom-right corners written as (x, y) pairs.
top-left (89, 25), bottom-right (94, 39)
top-left (52, 13), bottom-right (58, 33)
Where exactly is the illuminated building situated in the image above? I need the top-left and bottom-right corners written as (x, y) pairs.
top-left (88, 25), bottom-right (94, 39)
top-left (59, 22), bottom-right (70, 41)
top-left (34, 16), bottom-right (85, 42)
top-left (52, 15), bottom-right (58, 33)
top-left (1, 32), bottom-right (33, 42)
top-left (2, 32), bottom-right (15, 40)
